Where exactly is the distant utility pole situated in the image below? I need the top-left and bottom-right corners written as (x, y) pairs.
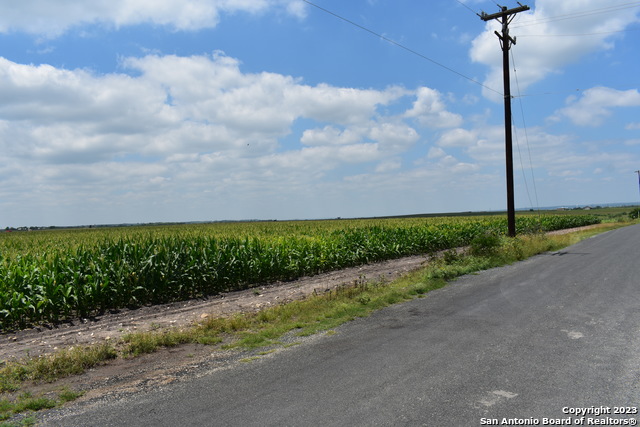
top-left (479, 3), bottom-right (530, 237)
top-left (636, 170), bottom-right (640, 203)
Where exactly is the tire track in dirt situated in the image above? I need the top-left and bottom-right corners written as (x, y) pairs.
top-left (1, 224), bottom-right (604, 362)
top-left (1, 254), bottom-right (431, 361)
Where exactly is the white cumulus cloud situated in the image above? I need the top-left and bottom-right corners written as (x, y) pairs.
top-left (437, 128), bottom-right (477, 148)
top-left (0, 0), bottom-right (306, 36)
top-left (555, 87), bottom-right (640, 126)
top-left (404, 87), bottom-right (463, 128)
top-left (0, 51), bottom-right (432, 224)
top-left (470, 0), bottom-right (640, 101)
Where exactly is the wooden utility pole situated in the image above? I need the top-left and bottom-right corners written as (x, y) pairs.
top-left (480, 3), bottom-right (529, 237)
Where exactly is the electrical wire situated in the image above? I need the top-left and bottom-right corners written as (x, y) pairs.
top-left (300, 1), bottom-right (639, 97)
top-left (511, 116), bottom-right (536, 212)
top-left (511, 1), bottom-right (640, 29)
top-left (510, 50), bottom-right (540, 214)
top-left (453, 0), bottom-right (481, 16)
top-left (301, 0), bottom-right (502, 96)
top-left (512, 89), bottom-right (583, 98)
top-left (517, 26), bottom-right (640, 38)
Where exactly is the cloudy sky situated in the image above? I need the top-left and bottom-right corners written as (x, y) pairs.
top-left (0, 0), bottom-right (639, 227)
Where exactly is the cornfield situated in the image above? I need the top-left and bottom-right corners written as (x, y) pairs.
top-left (0, 215), bottom-right (599, 329)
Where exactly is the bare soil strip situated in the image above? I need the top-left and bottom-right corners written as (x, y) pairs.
top-left (0, 225), bottom-right (606, 411)
top-left (0, 254), bottom-right (431, 362)
top-left (1, 224), bottom-right (603, 362)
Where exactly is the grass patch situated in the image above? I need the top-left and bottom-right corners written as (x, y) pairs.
top-left (0, 221), bottom-right (632, 422)
top-left (0, 388), bottom-right (81, 425)
top-left (0, 343), bottom-right (117, 388)
top-left (56, 388), bottom-right (83, 403)
top-left (122, 329), bottom-right (195, 357)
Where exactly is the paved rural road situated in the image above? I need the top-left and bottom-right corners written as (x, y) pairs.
top-left (43, 224), bottom-right (640, 426)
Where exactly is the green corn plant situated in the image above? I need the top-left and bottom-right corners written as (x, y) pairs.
top-left (0, 214), bottom-right (601, 330)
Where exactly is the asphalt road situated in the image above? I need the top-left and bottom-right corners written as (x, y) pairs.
top-left (43, 224), bottom-right (640, 426)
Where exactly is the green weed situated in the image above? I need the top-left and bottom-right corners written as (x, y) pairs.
top-left (0, 215), bottom-right (601, 329)
top-left (0, 222), bottom-right (629, 422)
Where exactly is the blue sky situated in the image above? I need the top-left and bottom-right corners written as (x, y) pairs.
top-left (0, 0), bottom-right (639, 227)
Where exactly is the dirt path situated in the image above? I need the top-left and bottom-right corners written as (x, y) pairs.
top-left (0, 224), bottom-right (602, 362)
top-left (0, 254), bottom-right (432, 362)
top-left (0, 253), bottom-right (442, 410)
top-left (0, 225), bottom-right (607, 413)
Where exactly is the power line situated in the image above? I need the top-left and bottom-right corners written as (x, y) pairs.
top-left (512, 88), bottom-right (583, 99)
top-left (453, 0), bottom-right (481, 16)
top-left (513, 2), bottom-right (640, 28)
top-left (517, 26), bottom-right (640, 38)
top-left (301, 0), bottom-right (502, 95)
top-left (511, 2), bottom-right (640, 29)
top-left (300, 1), bottom-right (640, 98)
top-left (511, 50), bottom-right (540, 213)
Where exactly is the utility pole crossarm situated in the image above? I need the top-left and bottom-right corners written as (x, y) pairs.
top-left (479, 5), bottom-right (530, 22)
